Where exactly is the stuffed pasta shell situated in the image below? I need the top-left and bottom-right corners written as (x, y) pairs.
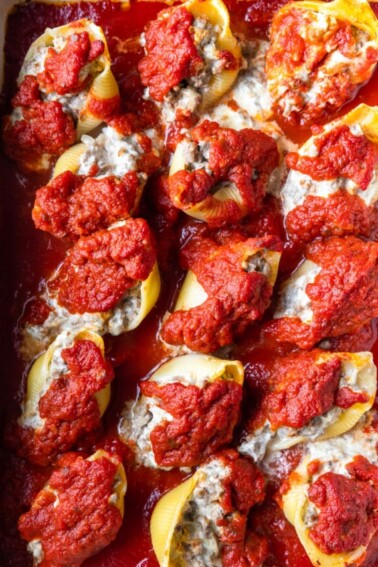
top-left (239, 350), bottom-right (376, 464)
top-left (22, 218), bottom-right (160, 359)
top-left (119, 354), bottom-right (244, 469)
top-left (151, 449), bottom-right (266, 567)
top-left (33, 118), bottom-right (162, 240)
top-left (282, 413), bottom-right (378, 566)
top-left (168, 120), bottom-right (279, 226)
top-left (138, 0), bottom-right (242, 125)
top-left (161, 233), bottom-right (282, 354)
top-left (2, 19), bottom-right (120, 171)
top-left (7, 330), bottom-right (112, 466)
top-left (282, 104), bottom-right (378, 245)
top-left (266, 0), bottom-right (378, 125)
top-left (18, 450), bottom-right (126, 567)
top-left (266, 235), bottom-right (378, 350)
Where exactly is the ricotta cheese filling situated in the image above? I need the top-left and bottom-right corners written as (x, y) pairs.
top-left (21, 282), bottom-right (144, 361)
top-left (274, 260), bottom-right (321, 324)
top-left (281, 125), bottom-right (378, 216)
top-left (119, 369), bottom-right (234, 468)
top-left (239, 353), bottom-right (373, 463)
top-left (229, 39), bottom-right (273, 121)
top-left (78, 126), bottom-right (160, 180)
top-left (19, 330), bottom-right (74, 430)
top-left (170, 458), bottom-right (230, 566)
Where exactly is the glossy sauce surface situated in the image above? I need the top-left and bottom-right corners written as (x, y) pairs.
top-left (1, 1), bottom-right (378, 566)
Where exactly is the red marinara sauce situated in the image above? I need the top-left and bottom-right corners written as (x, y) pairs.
top-left (1, 1), bottom-right (378, 567)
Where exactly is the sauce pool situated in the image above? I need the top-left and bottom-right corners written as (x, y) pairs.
top-left (0, 1), bottom-right (378, 566)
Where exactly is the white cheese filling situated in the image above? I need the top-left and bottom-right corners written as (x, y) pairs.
top-left (170, 459), bottom-right (230, 566)
top-left (154, 17), bottom-right (229, 123)
top-left (229, 39), bottom-right (273, 121)
top-left (27, 540), bottom-right (44, 566)
top-left (274, 260), bottom-right (321, 323)
top-left (78, 127), bottom-right (153, 179)
top-left (21, 283), bottom-right (143, 361)
top-left (178, 138), bottom-right (212, 174)
top-left (119, 397), bottom-right (173, 469)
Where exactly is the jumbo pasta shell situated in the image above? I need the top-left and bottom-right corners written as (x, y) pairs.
top-left (88, 449), bottom-right (127, 517)
top-left (174, 270), bottom-right (208, 311)
top-left (298, 105), bottom-right (378, 154)
top-left (150, 474), bottom-right (199, 567)
top-left (53, 143), bottom-right (86, 176)
top-left (319, 352), bottom-right (376, 441)
top-left (150, 353), bottom-right (244, 386)
top-left (174, 245), bottom-right (280, 314)
top-left (123, 262), bottom-right (161, 332)
top-left (185, 0), bottom-right (242, 110)
top-left (283, 457), bottom-right (368, 567)
top-left (291, 0), bottom-right (378, 41)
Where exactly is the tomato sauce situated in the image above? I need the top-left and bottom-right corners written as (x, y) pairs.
top-left (1, 1), bottom-right (378, 567)
top-left (33, 171), bottom-right (141, 240)
top-left (38, 31), bottom-right (105, 95)
top-left (140, 379), bottom-right (243, 468)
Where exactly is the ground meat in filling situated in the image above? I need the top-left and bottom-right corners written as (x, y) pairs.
top-left (77, 125), bottom-right (161, 180)
top-left (266, 7), bottom-right (378, 125)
